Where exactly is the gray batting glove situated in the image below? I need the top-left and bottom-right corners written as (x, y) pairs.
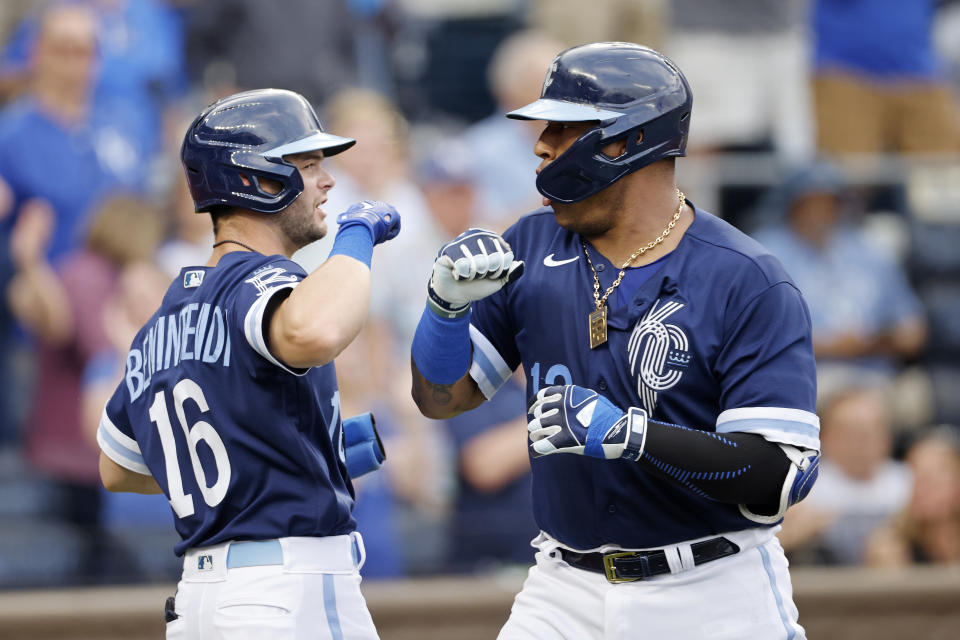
top-left (427, 228), bottom-right (524, 318)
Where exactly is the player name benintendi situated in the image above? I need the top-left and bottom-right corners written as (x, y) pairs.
top-left (125, 302), bottom-right (232, 402)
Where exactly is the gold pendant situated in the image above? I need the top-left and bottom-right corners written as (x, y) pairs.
top-left (589, 305), bottom-right (608, 349)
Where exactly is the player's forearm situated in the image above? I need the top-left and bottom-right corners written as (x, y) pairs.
top-left (99, 453), bottom-right (163, 494)
top-left (410, 360), bottom-right (485, 419)
top-left (7, 266), bottom-right (73, 345)
top-left (271, 254), bottom-right (372, 367)
top-left (411, 228), bottom-right (523, 418)
top-left (460, 416), bottom-right (531, 492)
top-left (409, 295), bottom-right (487, 418)
top-left (270, 206), bottom-right (398, 368)
top-left (885, 318), bottom-right (927, 358)
top-left (638, 424), bottom-right (790, 508)
top-left (530, 386), bottom-right (819, 523)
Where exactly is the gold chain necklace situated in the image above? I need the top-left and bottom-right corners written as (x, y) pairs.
top-left (582, 188), bottom-right (685, 349)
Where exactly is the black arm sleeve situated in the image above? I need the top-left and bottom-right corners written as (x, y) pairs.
top-left (638, 420), bottom-right (791, 509)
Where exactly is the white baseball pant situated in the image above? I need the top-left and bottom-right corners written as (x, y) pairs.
top-left (166, 533), bottom-right (379, 640)
top-left (498, 527), bottom-right (806, 640)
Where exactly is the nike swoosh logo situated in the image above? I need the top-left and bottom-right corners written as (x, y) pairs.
top-left (543, 253), bottom-right (579, 267)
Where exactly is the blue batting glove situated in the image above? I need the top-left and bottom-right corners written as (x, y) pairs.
top-left (527, 385), bottom-right (648, 461)
top-left (427, 228), bottom-right (524, 318)
top-left (342, 412), bottom-right (386, 478)
top-left (337, 200), bottom-right (401, 245)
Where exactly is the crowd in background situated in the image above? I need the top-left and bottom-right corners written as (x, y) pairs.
top-left (1, 0), bottom-right (960, 588)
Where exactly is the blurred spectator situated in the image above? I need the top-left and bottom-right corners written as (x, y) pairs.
top-left (752, 162), bottom-right (927, 393)
top-left (443, 373), bottom-right (536, 573)
top-left (458, 29), bottom-right (563, 230)
top-left (416, 135), bottom-right (478, 240)
top-left (349, 0), bottom-right (401, 97)
top-left (393, 0), bottom-right (524, 122)
top-left (296, 87), bottom-right (439, 349)
top-left (1, 0), bottom-right (187, 184)
top-left (665, 0), bottom-right (813, 159)
top-left (0, 181), bottom-right (20, 446)
top-left (812, 0), bottom-right (960, 154)
top-left (0, 4), bottom-right (143, 444)
top-left (80, 260), bottom-right (170, 441)
top-left (530, 0), bottom-right (667, 52)
top-left (292, 88), bottom-right (451, 575)
top-left (79, 259), bottom-right (180, 583)
top-left (865, 426), bottom-right (960, 566)
top-left (0, 0), bottom-right (33, 102)
top-left (156, 163), bottom-right (213, 277)
top-left (335, 320), bottom-right (450, 578)
top-left (185, 0), bottom-right (358, 108)
top-left (0, 2), bottom-right (146, 261)
top-left (6, 193), bottom-right (163, 584)
top-left (779, 386), bottom-right (912, 565)
top-left (934, 0), bottom-right (960, 92)
top-left (348, 411), bottom-right (408, 579)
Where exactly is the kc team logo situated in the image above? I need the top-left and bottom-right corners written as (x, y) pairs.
top-left (245, 266), bottom-right (299, 296)
top-left (627, 299), bottom-right (691, 413)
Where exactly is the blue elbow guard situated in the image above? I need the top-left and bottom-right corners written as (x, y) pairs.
top-left (787, 448), bottom-right (820, 506)
top-left (739, 445), bottom-right (820, 524)
top-left (343, 412), bottom-right (386, 478)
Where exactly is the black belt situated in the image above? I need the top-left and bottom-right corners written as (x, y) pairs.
top-left (558, 536), bottom-right (740, 583)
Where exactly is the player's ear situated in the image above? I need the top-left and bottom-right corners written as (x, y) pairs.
top-left (600, 136), bottom-right (631, 160)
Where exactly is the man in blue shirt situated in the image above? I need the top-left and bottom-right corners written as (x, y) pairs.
top-left (411, 43), bottom-right (820, 639)
top-left (459, 29), bottom-right (565, 231)
top-left (97, 89), bottom-right (399, 639)
top-left (812, 0), bottom-right (960, 153)
top-left (753, 161), bottom-right (927, 383)
top-left (444, 374), bottom-right (538, 572)
top-left (0, 1), bottom-right (143, 469)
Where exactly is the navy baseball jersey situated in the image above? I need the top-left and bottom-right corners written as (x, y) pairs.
top-left (97, 252), bottom-right (355, 555)
top-left (467, 203), bottom-right (820, 550)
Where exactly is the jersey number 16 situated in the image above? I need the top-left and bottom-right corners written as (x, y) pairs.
top-left (148, 378), bottom-right (232, 519)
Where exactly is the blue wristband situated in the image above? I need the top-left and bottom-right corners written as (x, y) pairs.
top-left (583, 397), bottom-right (626, 459)
top-left (411, 303), bottom-right (472, 384)
top-left (329, 224), bottom-right (374, 267)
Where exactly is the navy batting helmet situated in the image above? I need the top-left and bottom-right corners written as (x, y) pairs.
top-left (181, 88), bottom-right (356, 214)
top-left (507, 42), bottom-right (692, 204)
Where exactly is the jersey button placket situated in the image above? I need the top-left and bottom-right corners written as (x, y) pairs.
top-left (598, 378), bottom-right (607, 391)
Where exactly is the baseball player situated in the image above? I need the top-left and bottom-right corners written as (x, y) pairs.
top-left (410, 43), bottom-right (820, 639)
top-left (96, 89), bottom-right (398, 639)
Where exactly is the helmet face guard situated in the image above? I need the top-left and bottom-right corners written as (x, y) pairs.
top-left (507, 43), bottom-right (692, 204)
top-left (181, 89), bottom-right (356, 214)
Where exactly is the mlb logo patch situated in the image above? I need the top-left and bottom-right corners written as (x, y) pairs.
top-left (184, 270), bottom-right (205, 288)
top-left (197, 555), bottom-right (214, 571)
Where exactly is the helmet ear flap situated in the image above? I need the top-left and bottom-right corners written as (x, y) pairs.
top-left (222, 152), bottom-right (304, 213)
top-left (536, 128), bottom-right (609, 203)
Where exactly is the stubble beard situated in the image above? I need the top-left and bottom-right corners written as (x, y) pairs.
top-left (551, 190), bottom-right (622, 239)
top-left (278, 196), bottom-right (326, 249)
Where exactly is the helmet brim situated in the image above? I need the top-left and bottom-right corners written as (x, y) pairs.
top-left (264, 132), bottom-right (356, 160)
top-left (506, 99), bottom-right (623, 124)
